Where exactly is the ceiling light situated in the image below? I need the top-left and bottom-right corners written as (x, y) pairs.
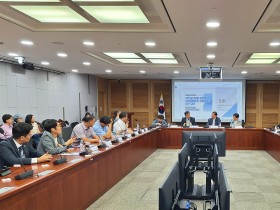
top-left (141, 53), bottom-right (174, 59)
top-left (83, 41), bottom-right (94, 46)
top-left (104, 52), bottom-right (139, 58)
top-left (207, 54), bottom-right (216, 59)
top-left (72, 69), bottom-right (78, 72)
top-left (57, 53), bottom-right (67, 57)
top-left (149, 59), bottom-right (178, 64)
top-left (139, 70), bottom-right (146, 74)
top-left (206, 21), bottom-right (220, 28)
top-left (20, 40), bottom-right (34, 46)
top-left (145, 42), bottom-right (156, 46)
top-left (11, 6), bottom-right (89, 23)
top-left (270, 42), bottom-right (280, 46)
top-left (8, 52), bottom-right (18, 56)
top-left (246, 59), bottom-right (276, 64)
top-left (241, 71), bottom-right (247, 74)
top-left (105, 69), bottom-right (112, 73)
top-left (276, 70), bottom-right (280, 74)
top-left (173, 71), bottom-right (179, 74)
top-left (250, 53), bottom-right (280, 59)
top-left (41, 61), bottom-right (50, 65)
top-left (116, 58), bottom-right (146, 63)
top-left (81, 6), bottom-right (149, 23)
top-left (207, 42), bottom-right (217, 47)
top-left (83, 62), bottom-right (91, 66)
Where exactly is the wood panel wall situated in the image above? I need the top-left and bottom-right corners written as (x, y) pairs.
top-left (97, 78), bottom-right (280, 129)
top-left (246, 81), bottom-right (280, 128)
top-left (107, 80), bottom-right (171, 128)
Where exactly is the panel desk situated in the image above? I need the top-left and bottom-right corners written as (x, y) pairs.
top-left (0, 128), bottom-right (279, 210)
top-left (0, 130), bottom-right (157, 210)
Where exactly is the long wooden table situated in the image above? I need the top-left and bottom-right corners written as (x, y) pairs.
top-left (0, 128), bottom-right (279, 210)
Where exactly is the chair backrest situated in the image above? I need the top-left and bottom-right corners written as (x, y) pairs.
top-left (219, 163), bottom-right (231, 210)
top-left (178, 143), bottom-right (189, 193)
top-left (159, 162), bottom-right (180, 210)
top-left (62, 127), bottom-right (73, 140)
top-left (70, 122), bottom-right (79, 129)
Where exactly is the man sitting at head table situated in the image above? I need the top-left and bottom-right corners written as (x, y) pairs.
top-left (181, 111), bottom-right (196, 127)
top-left (152, 115), bottom-right (168, 128)
top-left (113, 112), bottom-right (133, 135)
top-left (230, 113), bottom-right (242, 128)
top-left (207, 111), bottom-right (221, 127)
top-left (0, 114), bottom-right (13, 140)
top-left (37, 119), bottom-right (75, 155)
top-left (0, 122), bottom-right (52, 170)
top-left (71, 115), bottom-right (100, 147)
top-left (93, 116), bottom-right (113, 140)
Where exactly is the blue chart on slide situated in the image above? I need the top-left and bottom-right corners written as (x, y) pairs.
top-left (173, 81), bottom-right (245, 122)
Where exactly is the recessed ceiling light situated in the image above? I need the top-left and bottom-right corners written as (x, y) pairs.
top-left (145, 42), bottom-right (156, 46)
top-left (141, 53), bottom-right (174, 59)
top-left (83, 62), bottom-right (91, 66)
top-left (241, 71), bottom-right (247, 74)
top-left (246, 59), bottom-right (276, 64)
top-left (20, 40), bottom-right (34, 46)
top-left (149, 59), bottom-right (178, 64)
top-left (206, 21), bottom-right (220, 28)
top-left (104, 52), bottom-right (139, 58)
top-left (270, 42), bottom-right (280, 46)
top-left (116, 58), bottom-right (146, 63)
top-left (207, 42), bottom-right (217, 47)
top-left (250, 53), bottom-right (280, 59)
top-left (173, 71), bottom-right (180, 74)
top-left (276, 70), bottom-right (280, 74)
top-left (57, 52), bottom-right (67, 57)
top-left (105, 69), bottom-right (112, 73)
top-left (207, 54), bottom-right (216, 59)
top-left (139, 70), bottom-right (146, 74)
top-left (72, 69), bottom-right (78, 72)
top-left (83, 41), bottom-right (94, 46)
top-left (41, 61), bottom-right (50, 65)
top-left (8, 52), bottom-right (18, 56)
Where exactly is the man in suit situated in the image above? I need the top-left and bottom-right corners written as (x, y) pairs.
top-left (230, 113), bottom-right (242, 128)
top-left (207, 111), bottom-right (221, 127)
top-left (0, 122), bottom-right (52, 170)
top-left (181, 111), bottom-right (196, 127)
top-left (37, 119), bottom-right (75, 155)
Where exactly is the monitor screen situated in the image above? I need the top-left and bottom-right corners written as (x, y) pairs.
top-left (172, 80), bottom-right (246, 122)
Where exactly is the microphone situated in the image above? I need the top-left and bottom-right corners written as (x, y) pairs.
top-left (11, 144), bottom-right (34, 180)
top-left (97, 135), bottom-right (107, 149)
top-left (53, 145), bottom-right (67, 165)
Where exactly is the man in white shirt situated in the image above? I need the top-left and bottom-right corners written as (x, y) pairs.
top-left (230, 113), bottom-right (242, 128)
top-left (113, 112), bottom-right (133, 135)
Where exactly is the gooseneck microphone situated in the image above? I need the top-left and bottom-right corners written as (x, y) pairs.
top-left (53, 145), bottom-right (67, 165)
top-left (98, 135), bottom-right (107, 149)
top-left (11, 144), bottom-right (34, 180)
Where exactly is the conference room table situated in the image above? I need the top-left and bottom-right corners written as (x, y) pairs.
top-left (0, 127), bottom-right (279, 210)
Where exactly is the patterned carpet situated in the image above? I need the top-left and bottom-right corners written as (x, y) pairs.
top-left (87, 149), bottom-right (280, 210)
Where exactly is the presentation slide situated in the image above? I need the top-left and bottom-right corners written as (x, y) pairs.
top-left (172, 80), bottom-right (245, 123)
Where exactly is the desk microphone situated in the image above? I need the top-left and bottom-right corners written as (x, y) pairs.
top-left (53, 146), bottom-right (67, 165)
top-left (98, 135), bottom-right (107, 149)
top-left (11, 144), bottom-right (34, 180)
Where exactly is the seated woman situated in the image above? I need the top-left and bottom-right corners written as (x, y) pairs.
top-left (25, 114), bottom-right (42, 148)
top-left (37, 119), bottom-right (75, 155)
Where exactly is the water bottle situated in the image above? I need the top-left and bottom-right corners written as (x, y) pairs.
top-left (80, 141), bottom-right (85, 151)
top-left (136, 122), bottom-right (140, 131)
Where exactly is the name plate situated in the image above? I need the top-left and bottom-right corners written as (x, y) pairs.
top-left (89, 145), bottom-right (98, 151)
top-left (37, 170), bottom-right (55, 176)
top-left (234, 126), bottom-right (243, 129)
top-left (144, 128), bottom-right (148, 132)
top-left (68, 158), bottom-right (82, 164)
top-left (0, 187), bottom-right (15, 195)
top-left (134, 131), bottom-right (139, 135)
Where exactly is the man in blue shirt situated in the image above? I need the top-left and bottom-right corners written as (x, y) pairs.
top-left (93, 116), bottom-right (113, 140)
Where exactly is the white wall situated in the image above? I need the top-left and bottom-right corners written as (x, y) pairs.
top-left (0, 62), bottom-right (97, 124)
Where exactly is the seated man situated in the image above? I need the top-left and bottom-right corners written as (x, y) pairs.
top-left (93, 116), bottom-right (113, 140)
top-left (0, 114), bottom-right (13, 140)
top-left (206, 111), bottom-right (221, 127)
top-left (71, 115), bottom-right (99, 146)
top-left (0, 122), bottom-right (52, 170)
top-left (181, 111), bottom-right (196, 127)
top-left (37, 119), bottom-right (75, 155)
top-left (113, 112), bottom-right (133, 135)
top-left (230, 113), bottom-right (242, 128)
top-left (152, 115), bottom-right (168, 128)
